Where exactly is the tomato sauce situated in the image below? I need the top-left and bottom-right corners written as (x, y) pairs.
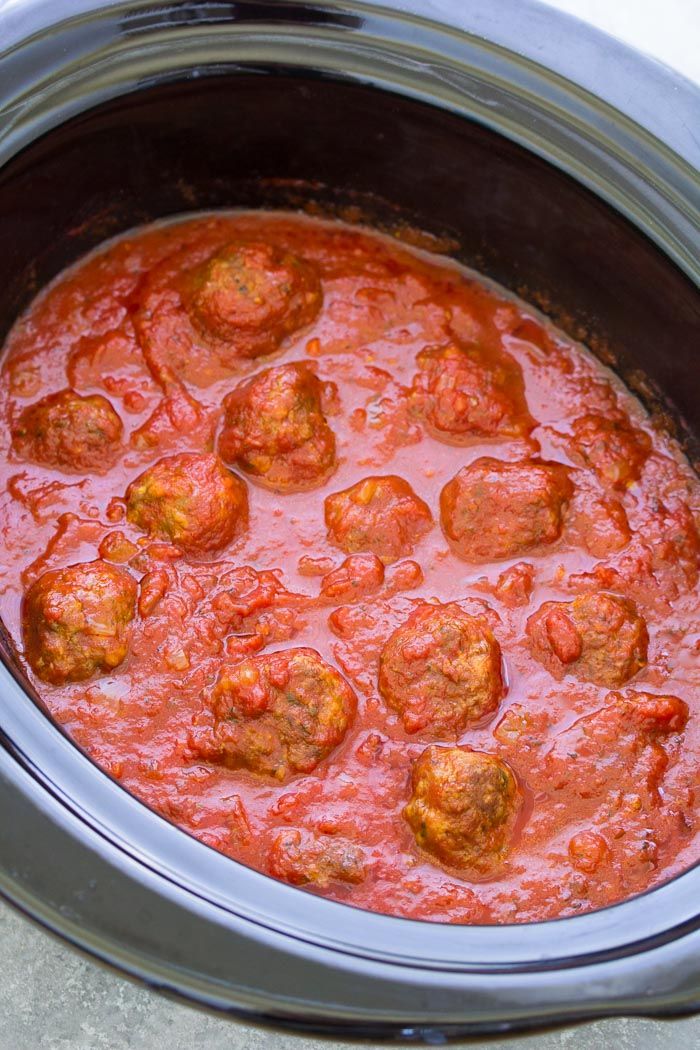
top-left (1, 211), bottom-right (698, 924)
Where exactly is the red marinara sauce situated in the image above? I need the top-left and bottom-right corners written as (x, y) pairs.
top-left (1, 212), bottom-right (699, 924)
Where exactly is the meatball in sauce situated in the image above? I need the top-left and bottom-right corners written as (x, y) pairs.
top-left (379, 602), bottom-right (503, 736)
top-left (1, 210), bottom-right (698, 926)
top-left (218, 362), bottom-right (336, 491)
top-left (13, 389), bottom-right (123, 473)
top-left (184, 241), bottom-right (322, 355)
top-left (569, 411), bottom-right (651, 490)
top-left (196, 647), bottom-right (356, 781)
top-left (23, 560), bottom-right (136, 684)
top-left (325, 475), bottom-right (433, 563)
top-left (410, 342), bottom-right (532, 442)
top-left (405, 746), bottom-right (522, 876)
top-left (527, 591), bottom-right (648, 687)
top-left (440, 458), bottom-right (572, 562)
top-left (125, 451), bottom-right (248, 554)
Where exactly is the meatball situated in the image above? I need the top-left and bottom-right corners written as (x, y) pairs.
top-left (218, 362), bottom-right (336, 491)
top-left (570, 412), bottom-right (651, 490)
top-left (379, 603), bottom-right (503, 735)
top-left (268, 829), bottom-right (366, 887)
top-left (23, 560), bottom-right (137, 685)
top-left (184, 241), bottom-right (322, 356)
top-left (573, 493), bottom-right (630, 558)
top-left (410, 343), bottom-right (531, 441)
top-left (609, 690), bottom-right (689, 735)
top-left (404, 746), bottom-right (521, 874)
top-left (325, 475), bottom-right (433, 563)
top-left (12, 389), bottom-right (123, 473)
top-left (526, 591), bottom-right (648, 687)
top-left (125, 452), bottom-right (248, 554)
top-left (440, 457), bottom-right (572, 562)
top-left (204, 647), bottom-right (356, 780)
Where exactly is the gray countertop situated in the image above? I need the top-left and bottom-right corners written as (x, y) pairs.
top-left (3, 899), bottom-right (700, 1049)
top-left (2, 1), bottom-right (699, 1047)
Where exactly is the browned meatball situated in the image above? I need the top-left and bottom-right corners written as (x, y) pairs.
top-left (573, 493), bottom-right (631, 558)
top-left (379, 603), bottom-right (503, 735)
top-left (325, 475), bottom-right (433, 563)
top-left (126, 452), bottom-right (247, 554)
top-left (526, 591), bottom-right (648, 687)
top-left (23, 560), bottom-right (137, 684)
top-left (12, 389), bottom-right (123, 473)
top-left (202, 647), bottom-right (356, 780)
top-left (608, 689), bottom-right (689, 735)
top-left (184, 241), bottom-right (322, 356)
top-left (218, 362), bottom-right (336, 491)
top-left (570, 412), bottom-right (651, 490)
top-left (268, 828), bottom-right (366, 886)
top-left (440, 457), bottom-right (572, 562)
top-left (410, 343), bottom-right (531, 441)
top-left (404, 746), bottom-right (521, 874)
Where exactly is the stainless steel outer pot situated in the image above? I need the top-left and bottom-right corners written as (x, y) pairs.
top-left (0, 0), bottom-right (699, 1040)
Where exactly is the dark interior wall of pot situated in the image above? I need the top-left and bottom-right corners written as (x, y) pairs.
top-left (0, 72), bottom-right (698, 453)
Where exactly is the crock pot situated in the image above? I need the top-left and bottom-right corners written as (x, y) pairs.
top-left (1, 0), bottom-right (699, 1040)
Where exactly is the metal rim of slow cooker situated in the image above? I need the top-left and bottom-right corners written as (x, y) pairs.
top-left (1, 0), bottom-right (700, 1037)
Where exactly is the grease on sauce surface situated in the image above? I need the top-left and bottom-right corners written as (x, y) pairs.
top-left (1, 212), bottom-right (699, 924)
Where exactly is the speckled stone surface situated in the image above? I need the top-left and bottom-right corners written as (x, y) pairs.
top-left (2, 1), bottom-right (700, 1048)
top-left (3, 902), bottom-right (700, 1050)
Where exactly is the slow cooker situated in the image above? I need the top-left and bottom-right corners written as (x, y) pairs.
top-left (1, 0), bottom-right (699, 1039)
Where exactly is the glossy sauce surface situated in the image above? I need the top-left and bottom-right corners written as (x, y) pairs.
top-left (1, 212), bottom-right (699, 924)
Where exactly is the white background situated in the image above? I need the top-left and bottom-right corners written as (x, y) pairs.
top-left (542, 0), bottom-right (700, 82)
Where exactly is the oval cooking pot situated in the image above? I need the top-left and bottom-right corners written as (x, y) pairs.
top-left (0, 0), bottom-right (699, 1039)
